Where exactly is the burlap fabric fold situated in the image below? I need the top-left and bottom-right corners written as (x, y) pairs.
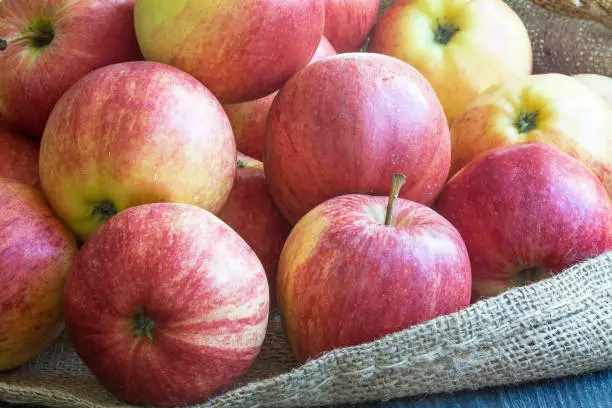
top-left (2, 1), bottom-right (612, 408)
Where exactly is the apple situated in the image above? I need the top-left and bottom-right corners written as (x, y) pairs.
top-left (39, 61), bottom-right (236, 242)
top-left (449, 73), bottom-right (612, 195)
top-left (134, 0), bottom-right (326, 104)
top-left (264, 52), bottom-right (451, 225)
top-left (323, 0), bottom-right (381, 53)
top-left (0, 0), bottom-right (142, 138)
top-left (573, 74), bottom-right (612, 109)
top-left (278, 174), bottom-right (471, 363)
top-left (63, 203), bottom-right (269, 406)
top-left (0, 122), bottom-right (40, 188)
top-left (223, 36), bottom-right (337, 160)
top-left (0, 177), bottom-right (78, 371)
top-left (435, 142), bottom-right (612, 302)
top-left (368, 0), bottom-right (532, 124)
top-left (218, 153), bottom-right (292, 309)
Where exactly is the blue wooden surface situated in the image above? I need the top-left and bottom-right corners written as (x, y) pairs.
top-left (337, 369), bottom-right (612, 408)
top-left (4, 370), bottom-right (611, 407)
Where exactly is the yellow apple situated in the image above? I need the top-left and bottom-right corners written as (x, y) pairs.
top-left (573, 74), bottom-right (612, 109)
top-left (449, 73), bottom-right (612, 195)
top-left (368, 0), bottom-right (532, 124)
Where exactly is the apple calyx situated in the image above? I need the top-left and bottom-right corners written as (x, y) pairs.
top-left (515, 111), bottom-right (538, 134)
top-left (434, 20), bottom-right (460, 45)
top-left (92, 201), bottom-right (118, 221)
top-left (0, 39), bottom-right (7, 51)
top-left (133, 312), bottom-right (155, 342)
top-left (515, 266), bottom-right (547, 286)
top-left (384, 173), bottom-right (407, 226)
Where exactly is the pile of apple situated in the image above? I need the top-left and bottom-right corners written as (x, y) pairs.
top-left (1, 0), bottom-right (612, 406)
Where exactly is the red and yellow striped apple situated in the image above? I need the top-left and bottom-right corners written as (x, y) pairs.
top-left (573, 74), bottom-right (612, 109)
top-left (368, 0), bottom-right (532, 124)
top-left (323, 0), bottom-right (381, 52)
top-left (0, 122), bottom-right (40, 189)
top-left (0, 177), bottom-right (78, 371)
top-left (264, 53), bottom-right (451, 225)
top-left (218, 154), bottom-right (291, 309)
top-left (134, 0), bottom-right (325, 104)
top-left (449, 74), bottom-right (612, 194)
top-left (278, 174), bottom-right (471, 363)
top-left (63, 203), bottom-right (269, 406)
top-left (39, 61), bottom-right (236, 242)
top-left (0, 0), bottom-right (142, 137)
top-left (435, 142), bottom-right (612, 302)
top-left (223, 36), bottom-right (336, 161)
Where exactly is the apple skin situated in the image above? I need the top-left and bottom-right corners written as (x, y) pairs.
top-left (573, 74), bottom-right (612, 109)
top-left (368, 0), bottom-right (532, 125)
top-left (39, 61), bottom-right (236, 242)
top-left (449, 74), bottom-right (612, 195)
top-left (223, 36), bottom-right (337, 161)
top-left (435, 142), bottom-right (612, 302)
top-left (217, 154), bottom-right (292, 310)
top-left (264, 52), bottom-right (451, 225)
top-left (0, 0), bottom-right (142, 138)
top-left (0, 177), bottom-right (78, 371)
top-left (323, 0), bottom-right (381, 53)
top-left (134, 0), bottom-right (325, 104)
top-left (277, 193), bottom-right (471, 363)
top-left (63, 203), bottom-right (269, 407)
top-left (0, 122), bottom-right (40, 189)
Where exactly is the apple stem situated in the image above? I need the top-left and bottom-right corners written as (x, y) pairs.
top-left (384, 173), bottom-right (407, 226)
top-left (0, 31), bottom-right (54, 51)
top-left (237, 159), bottom-right (245, 168)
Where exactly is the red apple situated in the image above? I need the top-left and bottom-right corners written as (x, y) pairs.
top-left (264, 52), bottom-right (451, 224)
top-left (278, 174), bottom-right (471, 363)
top-left (0, 177), bottom-right (78, 371)
top-left (223, 36), bottom-right (337, 160)
top-left (134, 0), bottom-right (326, 104)
top-left (218, 153), bottom-right (292, 309)
top-left (39, 61), bottom-right (236, 242)
top-left (0, 0), bottom-right (142, 138)
top-left (63, 203), bottom-right (269, 406)
top-left (324, 0), bottom-right (381, 53)
top-left (0, 122), bottom-right (40, 188)
top-left (435, 142), bottom-right (612, 302)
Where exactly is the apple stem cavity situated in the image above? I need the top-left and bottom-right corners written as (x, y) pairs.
top-left (434, 20), bottom-right (460, 45)
top-left (515, 111), bottom-right (538, 134)
top-left (1, 19), bottom-right (55, 51)
top-left (133, 312), bottom-right (155, 342)
top-left (92, 201), bottom-right (118, 221)
top-left (384, 173), bottom-right (407, 226)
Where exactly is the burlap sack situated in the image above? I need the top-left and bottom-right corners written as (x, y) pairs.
top-left (1, 1), bottom-right (611, 408)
